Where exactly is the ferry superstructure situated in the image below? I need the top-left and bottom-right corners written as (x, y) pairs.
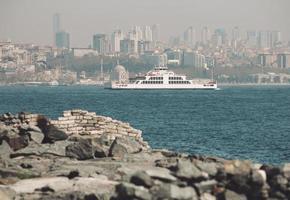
top-left (108, 66), bottom-right (217, 90)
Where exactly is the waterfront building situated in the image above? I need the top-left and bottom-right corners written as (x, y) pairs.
top-left (93, 34), bottom-right (109, 54)
top-left (141, 53), bottom-right (167, 67)
top-left (165, 49), bottom-right (182, 66)
top-left (55, 31), bottom-right (70, 49)
top-left (71, 48), bottom-right (98, 57)
top-left (183, 50), bottom-right (208, 68)
top-left (258, 53), bottom-right (276, 67)
top-left (277, 53), bottom-right (290, 68)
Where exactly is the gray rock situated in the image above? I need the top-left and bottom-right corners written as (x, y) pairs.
top-left (11, 140), bottom-right (72, 158)
top-left (200, 193), bottom-right (216, 200)
top-left (281, 163), bottom-right (290, 179)
top-left (224, 160), bottom-right (252, 176)
top-left (270, 174), bottom-right (288, 191)
top-left (251, 169), bottom-right (266, 187)
top-left (0, 187), bottom-right (16, 200)
top-left (224, 189), bottom-right (247, 200)
top-left (0, 140), bottom-right (13, 160)
top-left (195, 180), bottom-right (217, 194)
top-left (130, 171), bottom-right (154, 188)
top-left (28, 131), bottom-right (44, 144)
top-left (151, 183), bottom-right (197, 200)
top-left (109, 137), bottom-right (142, 158)
top-left (145, 168), bottom-right (177, 182)
top-left (36, 116), bottom-right (68, 143)
top-left (175, 160), bottom-right (207, 180)
top-left (195, 161), bottom-right (219, 177)
top-left (115, 182), bottom-right (151, 200)
top-left (45, 125), bottom-right (68, 142)
top-left (27, 125), bottom-right (42, 133)
top-left (170, 184), bottom-right (198, 200)
top-left (65, 139), bottom-right (94, 160)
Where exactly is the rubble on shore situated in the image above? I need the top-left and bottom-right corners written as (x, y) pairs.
top-left (0, 110), bottom-right (290, 200)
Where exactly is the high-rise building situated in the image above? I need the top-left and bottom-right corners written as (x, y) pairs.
top-left (132, 26), bottom-right (143, 41)
top-left (183, 51), bottom-right (205, 68)
top-left (53, 13), bottom-right (61, 46)
top-left (212, 28), bottom-right (227, 47)
top-left (120, 39), bottom-right (136, 54)
top-left (258, 31), bottom-right (272, 49)
top-left (277, 54), bottom-right (290, 68)
top-left (258, 53), bottom-right (275, 66)
top-left (53, 13), bottom-right (61, 34)
top-left (143, 26), bottom-right (153, 42)
top-left (246, 31), bottom-right (258, 48)
top-left (93, 34), bottom-right (109, 54)
top-left (183, 26), bottom-right (196, 47)
top-left (271, 31), bottom-right (282, 47)
top-left (201, 26), bottom-right (211, 45)
top-left (151, 24), bottom-right (160, 42)
top-left (55, 31), bottom-right (70, 48)
top-left (111, 30), bottom-right (124, 53)
top-left (232, 26), bottom-right (240, 41)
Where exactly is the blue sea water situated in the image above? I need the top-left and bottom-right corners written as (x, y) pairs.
top-left (0, 85), bottom-right (290, 164)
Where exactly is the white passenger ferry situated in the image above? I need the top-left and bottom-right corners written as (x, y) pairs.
top-left (108, 65), bottom-right (217, 90)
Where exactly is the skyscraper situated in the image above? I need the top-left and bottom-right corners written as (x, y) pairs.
top-left (143, 26), bottom-right (153, 42)
top-left (111, 30), bottom-right (124, 53)
top-left (183, 26), bottom-right (196, 47)
top-left (53, 13), bottom-right (61, 34)
top-left (201, 26), bottom-right (211, 45)
top-left (120, 39), bottom-right (136, 54)
top-left (53, 13), bottom-right (61, 46)
top-left (258, 31), bottom-right (271, 49)
top-left (151, 24), bottom-right (160, 42)
top-left (232, 26), bottom-right (240, 41)
top-left (55, 31), bottom-right (70, 48)
top-left (246, 31), bottom-right (258, 48)
top-left (132, 26), bottom-right (143, 41)
top-left (93, 34), bottom-right (109, 55)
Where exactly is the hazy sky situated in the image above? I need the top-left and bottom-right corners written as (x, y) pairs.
top-left (1, 0), bottom-right (290, 47)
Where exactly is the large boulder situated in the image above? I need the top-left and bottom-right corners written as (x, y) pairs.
top-left (174, 160), bottom-right (207, 181)
top-left (130, 171), bottom-right (154, 188)
top-left (109, 137), bottom-right (142, 158)
top-left (0, 187), bottom-right (16, 200)
top-left (115, 182), bottom-right (151, 200)
top-left (37, 116), bottom-right (67, 143)
top-left (150, 183), bottom-right (197, 200)
top-left (65, 138), bottom-right (94, 160)
top-left (0, 140), bottom-right (13, 161)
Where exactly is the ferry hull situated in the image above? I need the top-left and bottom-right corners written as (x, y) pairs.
top-left (109, 83), bottom-right (218, 90)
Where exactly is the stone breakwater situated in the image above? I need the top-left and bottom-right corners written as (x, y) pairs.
top-left (50, 109), bottom-right (144, 142)
top-left (0, 110), bottom-right (290, 200)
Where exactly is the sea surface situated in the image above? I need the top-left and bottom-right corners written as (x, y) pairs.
top-left (0, 85), bottom-right (290, 164)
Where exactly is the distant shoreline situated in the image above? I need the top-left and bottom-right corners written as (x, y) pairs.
top-left (0, 82), bottom-right (290, 87)
top-left (219, 83), bottom-right (290, 87)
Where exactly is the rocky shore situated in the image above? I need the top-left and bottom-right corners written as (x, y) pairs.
top-left (0, 110), bottom-right (290, 200)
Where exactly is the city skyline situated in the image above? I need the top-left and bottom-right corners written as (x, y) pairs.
top-left (1, 0), bottom-right (290, 47)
